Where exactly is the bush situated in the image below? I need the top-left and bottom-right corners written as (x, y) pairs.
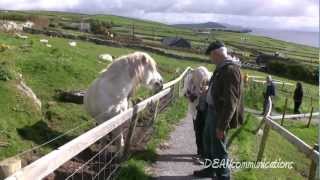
top-left (266, 60), bottom-right (318, 85)
top-left (89, 19), bottom-right (112, 35)
top-left (0, 66), bottom-right (12, 81)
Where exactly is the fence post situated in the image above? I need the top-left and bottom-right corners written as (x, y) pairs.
top-left (131, 24), bottom-right (135, 40)
top-left (308, 144), bottom-right (319, 180)
top-left (257, 122), bottom-right (270, 162)
top-left (280, 98), bottom-right (288, 126)
top-left (178, 79), bottom-right (182, 97)
top-left (123, 109), bottom-right (139, 160)
top-left (151, 100), bottom-right (160, 126)
top-left (307, 107), bottom-right (314, 128)
top-left (0, 157), bottom-right (21, 179)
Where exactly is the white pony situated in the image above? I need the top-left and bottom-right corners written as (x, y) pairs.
top-left (84, 51), bottom-right (163, 151)
top-left (183, 66), bottom-right (211, 119)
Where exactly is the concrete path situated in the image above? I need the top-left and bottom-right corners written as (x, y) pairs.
top-left (151, 115), bottom-right (211, 180)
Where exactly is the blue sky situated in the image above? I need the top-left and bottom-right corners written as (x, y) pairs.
top-left (0, 0), bottom-right (318, 31)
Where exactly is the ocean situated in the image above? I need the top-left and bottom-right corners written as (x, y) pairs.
top-left (249, 29), bottom-right (319, 48)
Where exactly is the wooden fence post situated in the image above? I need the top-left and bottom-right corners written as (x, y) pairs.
top-left (307, 107), bottom-right (314, 128)
top-left (151, 100), bottom-right (160, 125)
top-left (281, 98), bottom-right (288, 126)
top-left (257, 122), bottom-right (270, 162)
top-left (0, 157), bottom-right (21, 179)
top-left (178, 81), bottom-right (182, 97)
top-left (308, 144), bottom-right (319, 180)
top-left (131, 24), bottom-right (135, 40)
top-left (123, 108), bottom-right (139, 160)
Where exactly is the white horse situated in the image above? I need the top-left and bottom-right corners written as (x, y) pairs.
top-left (84, 51), bottom-right (163, 151)
top-left (183, 66), bottom-right (211, 119)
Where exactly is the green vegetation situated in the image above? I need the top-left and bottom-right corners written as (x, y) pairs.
top-left (118, 97), bottom-right (188, 180)
top-left (244, 80), bottom-right (318, 114)
top-left (0, 10), bottom-right (318, 180)
top-left (230, 115), bottom-right (316, 180)
top-left (0, 31), bottom-right (209, 160)
top-left (266, 60), bottom-right (318, 84)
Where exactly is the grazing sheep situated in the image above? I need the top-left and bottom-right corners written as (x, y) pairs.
top-left (69, 41), bottom-right (77, 47)
top-left (40, 39), bottom-right (49, 44)
top-left (46, 44), bottom-right (52, 48)
top-left (98, 54), bottom-right (113, 62)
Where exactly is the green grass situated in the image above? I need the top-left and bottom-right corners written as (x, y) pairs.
top-left (118, 97), bottom-right (188, 180)
top-left (244, 80), bottom-right (318, 114)
top-left (230, 114), bottom-right (317, 180)
top-left (0, 11), bottom-right (318, 179)
top-left (0, 31), bottom-right (209, 160)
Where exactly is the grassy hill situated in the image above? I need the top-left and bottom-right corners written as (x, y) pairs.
top-left (0, 10), bottom-right (318, 180)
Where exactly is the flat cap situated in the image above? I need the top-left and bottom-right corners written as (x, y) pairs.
top-left (205, 40), bottom-right (225, 55)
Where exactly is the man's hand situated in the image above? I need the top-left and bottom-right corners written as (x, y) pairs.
top-left (216, 129), bottom-right (225, 140)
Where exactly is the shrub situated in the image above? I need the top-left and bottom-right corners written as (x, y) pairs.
top-left (0, 66), bottom-right (12, 81)
top-left (89, 19), bottom-right (112, 35)
top-left (266, 60), bottom-right (318, 85)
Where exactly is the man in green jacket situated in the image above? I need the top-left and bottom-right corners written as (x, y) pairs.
top-left (194, 41), bottom-right (244, 180)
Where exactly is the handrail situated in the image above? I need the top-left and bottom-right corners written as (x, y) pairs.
top-left (257, 96), bottom-right (319, 179)
top-left (5, 68), bottom-right (191, 180)
top-left (163, 67), bottom-right (192, 89)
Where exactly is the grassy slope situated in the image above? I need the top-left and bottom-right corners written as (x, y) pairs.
top-left (0, 31), bottom-right (209, 160)
top-left (230, 114), bottom-right (316, 180)
top-left (0, 11), bottom-right (318, 180)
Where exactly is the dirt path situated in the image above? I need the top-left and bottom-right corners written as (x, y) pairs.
top-left (151, 115), bottom-right (211, 180)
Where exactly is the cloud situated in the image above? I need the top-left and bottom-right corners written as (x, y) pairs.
top-left (0, 0), bottom-right (318, 31)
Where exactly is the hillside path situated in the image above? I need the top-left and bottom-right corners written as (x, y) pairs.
top-left (151, 115), bottom-right (211, 180)
top-left (150, 109), bottom-right (265, 180)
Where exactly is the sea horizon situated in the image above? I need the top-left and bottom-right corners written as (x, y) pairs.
top-left (249, 28), bottom-right (319, 48)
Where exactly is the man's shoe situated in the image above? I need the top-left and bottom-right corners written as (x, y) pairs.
top-left (192, 157), bottom-right (204, 165)
top-left (193, 168), bottom-right (212, 178)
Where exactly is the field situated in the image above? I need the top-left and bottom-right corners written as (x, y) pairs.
top-left (0, 10), bottom-right (318, 180)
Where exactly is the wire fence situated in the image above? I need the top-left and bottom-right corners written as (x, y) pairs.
top-left (45, 74), bottom-right (181, 180)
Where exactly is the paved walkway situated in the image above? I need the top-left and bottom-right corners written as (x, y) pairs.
top-left (151, 114), bottom-right (211, 180)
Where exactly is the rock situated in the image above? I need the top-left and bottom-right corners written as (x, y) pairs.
top-left (55, 90), bottom-right (85, 104)
top-left (16, 74), bottom-right (41, 110)
top-left (98, 54), bottom-right (113, 62)
top-left (159, 142), bottom-right (170, 150)
top-left (40, 39), bottom-right (48, 44)
top-left (0, 157), bottom-right (21, 179)
top-left (15, 33), bottom-right (28, 39)
top-left (69, 41), bottom-right (77, 47)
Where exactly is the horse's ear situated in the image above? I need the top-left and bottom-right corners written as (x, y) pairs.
top-left (141, 54), bottom-right (148, 64)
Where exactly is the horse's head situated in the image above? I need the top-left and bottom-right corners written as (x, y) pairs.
top-left (183, 67), bottom-right (210, 103)
top-left (131, 52), bottom-right (163, 92)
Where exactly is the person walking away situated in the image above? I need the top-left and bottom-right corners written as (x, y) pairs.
top-left (293, 82), bottom-right (303, 114)
top-left (262, 75), bottom-right (275, 115)
top-left (193, 41), bottom-right (244, 180)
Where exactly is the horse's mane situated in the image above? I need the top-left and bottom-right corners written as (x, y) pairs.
top-left (100, 51), bottom-right (157, 89)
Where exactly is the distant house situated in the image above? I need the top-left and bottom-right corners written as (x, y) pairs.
top-left (161, 37), bottom-right (191, 49)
